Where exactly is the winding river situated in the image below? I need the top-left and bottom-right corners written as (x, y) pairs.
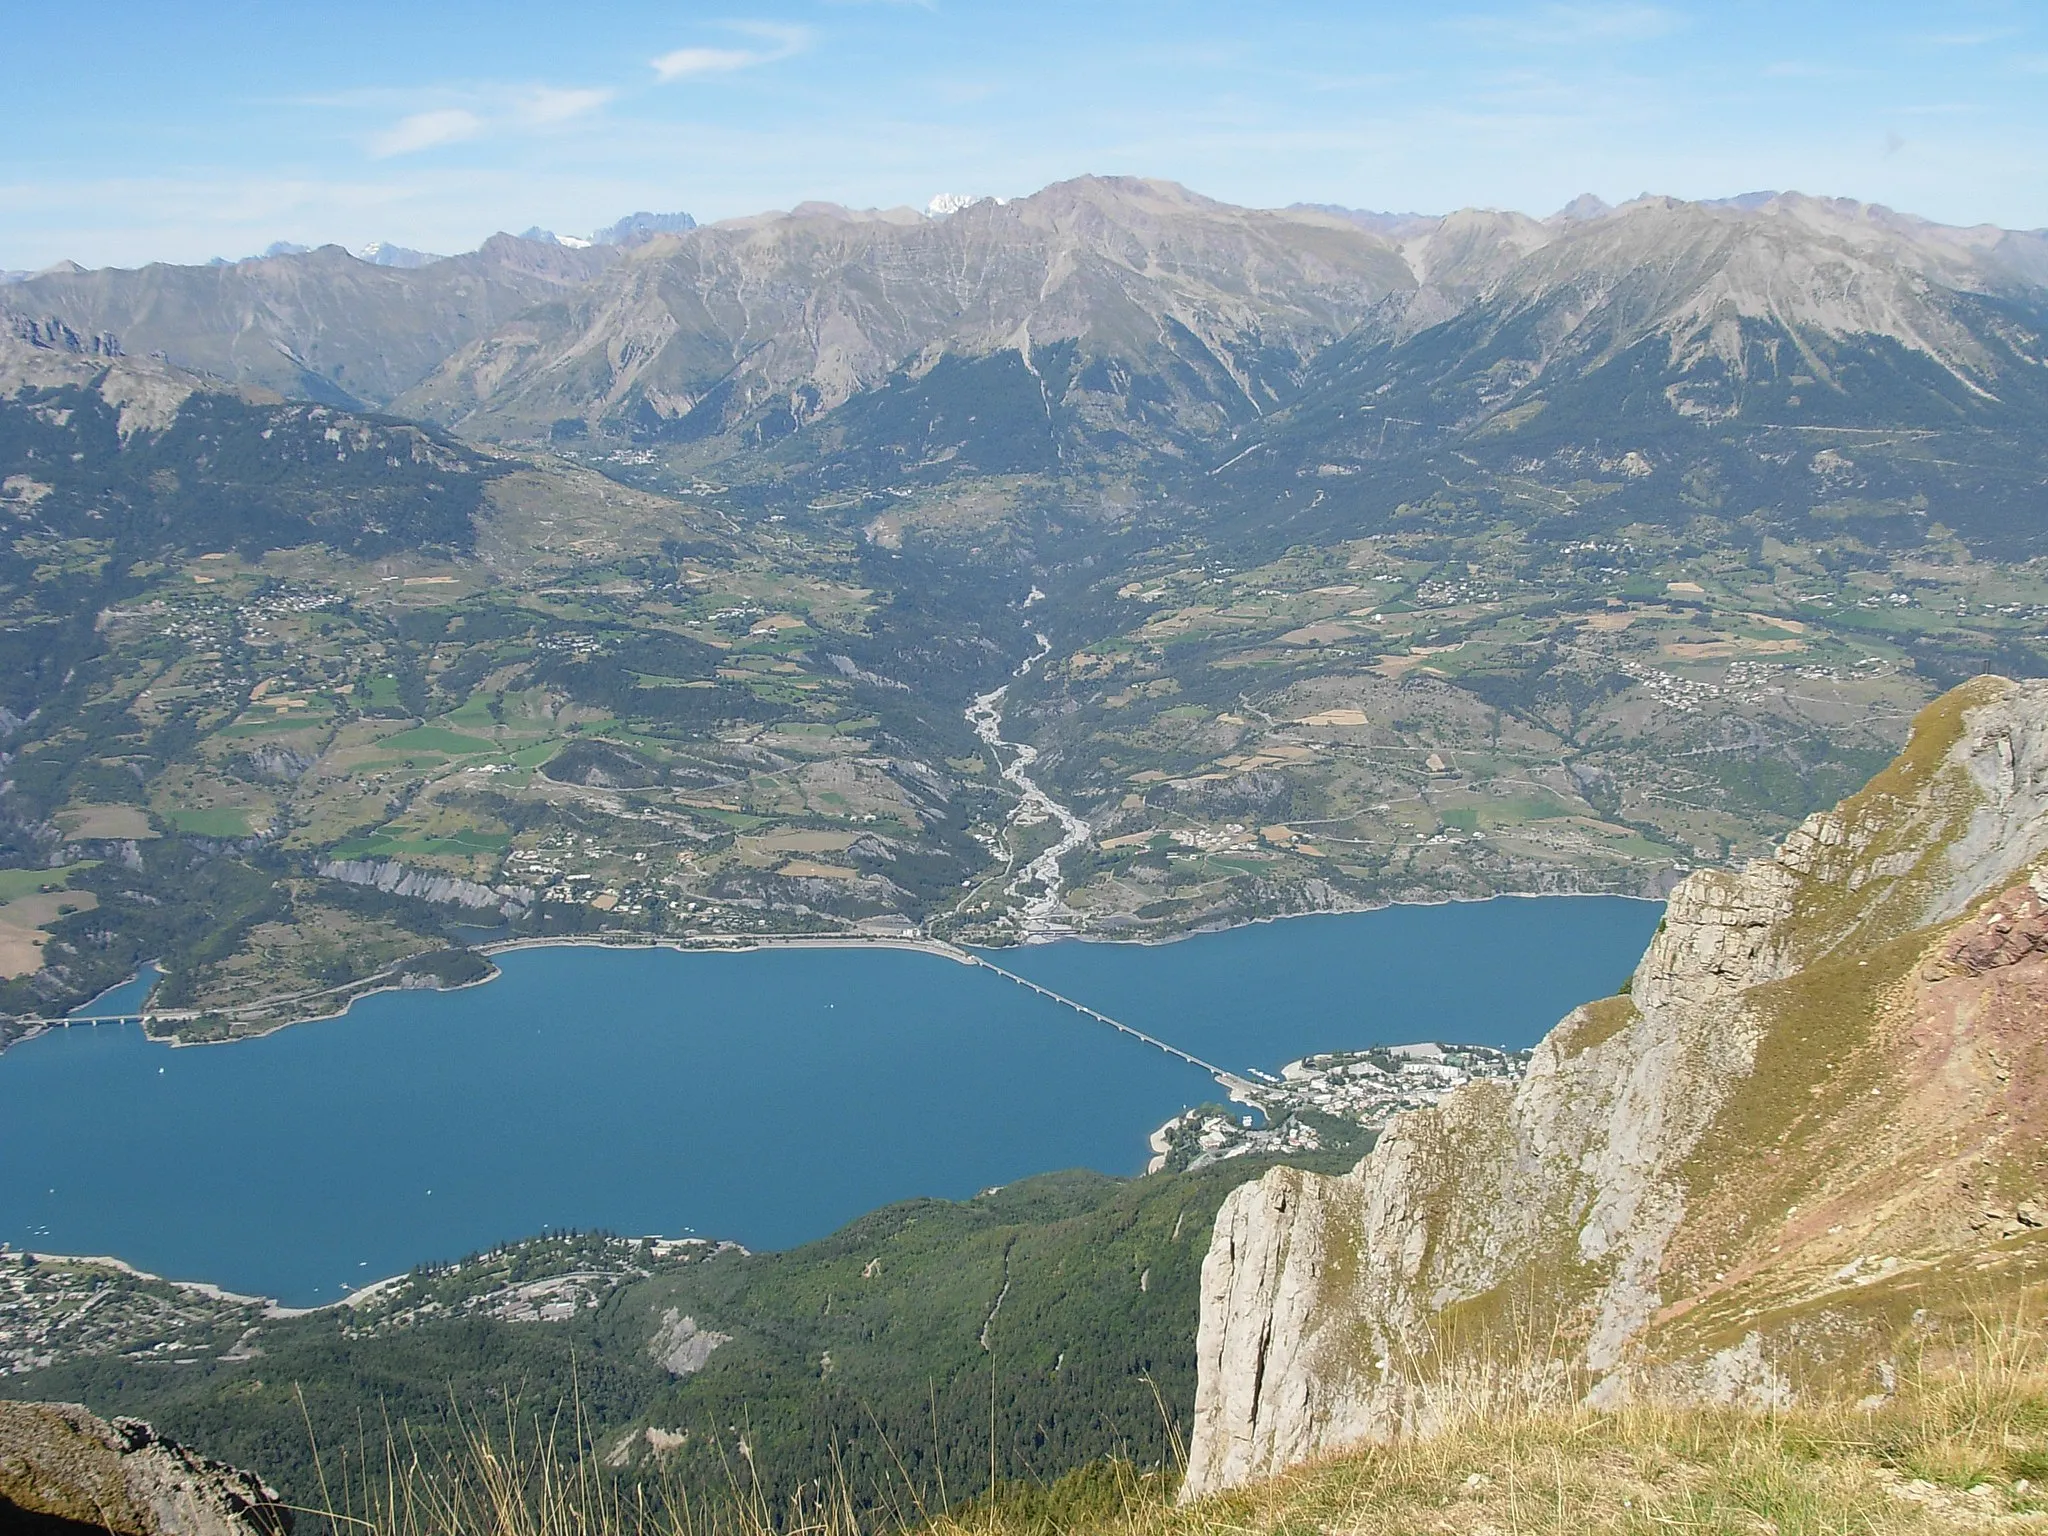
top-left (965, 634), bottom-right (1094, 935)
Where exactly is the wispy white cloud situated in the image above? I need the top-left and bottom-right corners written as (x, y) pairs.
top-left (652, 23), bottom-right (810, 81)
top-left (371, 108), bottom-right (483, 157)
top-left (361, 83), bottom-right (614, 158)
top-left (522, 86), bottom-right (615, 125)
top-left (650, 46), bottom-right (764, 78)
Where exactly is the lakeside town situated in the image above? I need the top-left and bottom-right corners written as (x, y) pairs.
top-left (0, 1233), bottom-right (732, 1376)
top-left (1153, 1042), bottom-right (1530, 1173)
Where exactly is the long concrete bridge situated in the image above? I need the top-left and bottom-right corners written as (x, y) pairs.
top-left (961, 953), bottom-right (1263, 1102)
top-left (13, 936), bottom-right (1265, 1106)
top-left (11, 1010), bottom-right (202, 1029)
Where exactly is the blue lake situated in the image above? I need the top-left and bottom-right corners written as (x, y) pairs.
top-left (0, 896), bottom-right (1659, 1306)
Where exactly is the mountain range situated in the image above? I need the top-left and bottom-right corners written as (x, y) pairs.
top-left (10, 178), bottom-right (2044, 465)
top-left (11, 176), bottom-right (2045, 594)
top-left (4, 235), bottom-right (617, 405)
top-left (2, 173), bottom-right (2047, 1016)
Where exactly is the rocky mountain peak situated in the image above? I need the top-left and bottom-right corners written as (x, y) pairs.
top-left (925, 192), bottom-right (992, 219)
top-left (356, 240), bottom-right (445, 268)
top-left (592, 210), bottom-right (698, 246)
top-left (1405, 206), bottom-right (1554, 292)
top-left (1303, 189), bottom-right (2046, 436)
top-left (1026, 173), bottom-right (1221, 214)
top-left (1551, 191), bottom-right (1613, 223)
top-left (396, 172), bottom-right (1416, 447)
top-left (12, 178), bottom-right (2045, 458)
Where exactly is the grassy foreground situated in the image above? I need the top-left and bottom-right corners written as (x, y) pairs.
top-left (307, 1326), bottom-right (2048, 1536)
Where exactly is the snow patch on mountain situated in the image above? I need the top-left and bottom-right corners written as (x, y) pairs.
top-left (518, 227), bottom-right (593, 249)
top-left (357, 241), bottom-right (446, 268)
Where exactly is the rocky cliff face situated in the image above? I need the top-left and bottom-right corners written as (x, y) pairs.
top-left (1183, 676), bottom-right (2048, 1499)
top-left (0, 1400), bottom-right (290, 1534)
top-left (0, 305), bottom-right (233, 437)
top-left (317, 857), bottom-right (533, 916)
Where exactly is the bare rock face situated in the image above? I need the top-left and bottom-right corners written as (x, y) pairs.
top-left (397, 175), bottom-right (1417, 447)
top-left (0, 1400), bottom-right (291, 1535)
top-left (317, 857), bottom-right (533, 915)
top-left (0, 307), bottom-right (225, 437)
top-left (648, 1308), bottom-right (733, 1376)
top-left (1183, 676), bottom-right (2048, 1499)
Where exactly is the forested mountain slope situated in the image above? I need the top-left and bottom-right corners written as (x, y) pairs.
top-left (0, 1159), bottom-right (1333, 1520)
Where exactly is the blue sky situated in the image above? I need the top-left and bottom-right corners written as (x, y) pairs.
top-left (7, 0), bottom-right (2046, 269)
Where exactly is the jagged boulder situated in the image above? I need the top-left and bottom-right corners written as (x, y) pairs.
top-left (1183, 676), bottom-right (2048, 1498)
top-left (0, 1400), bottom-right (290, 1534)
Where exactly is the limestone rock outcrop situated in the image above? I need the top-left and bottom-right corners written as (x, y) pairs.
top-left (0, 1400), bottom-right (291, 1535)
top-left (648, 1309), bottom-right (733, 1376)
top-left (1183, 676), bottom-right (2048, 1499)
top-left (318, 857), bottom-right (533, 916)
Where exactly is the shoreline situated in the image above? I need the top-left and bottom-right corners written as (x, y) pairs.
top-left (3, 894), bottom-right (1659, 1311)
top-left (998, 882), bottom-right (1673, 953)
top-left (223, 932), bottom-right (979, 1037)
top-left (12, 1232), bottom-right (733, 1322)
top-left (18, 1249), bottom-right (317, 1320)
top-left (477, 931), bottom-right (976, 964)
top-left (4, 890), bottom-right (1665, 1050)
top-left (14, 1246), bottom-right (550, 1322)
top-left (236, 886), bottom-right (1664, 1033)
top-left (4, 935), bottom-right (973, 1050)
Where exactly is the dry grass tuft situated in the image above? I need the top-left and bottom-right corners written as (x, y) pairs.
top-left (945, 1319), bottom-right (2048, 1536)
top-left (307, 1325), bottom-right (2048, 1536)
